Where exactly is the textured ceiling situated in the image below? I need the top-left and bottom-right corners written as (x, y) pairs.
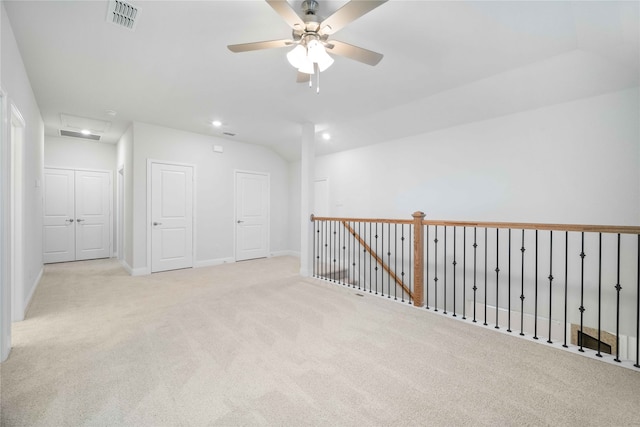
top-left (4, 0), bottom-right (639, 161)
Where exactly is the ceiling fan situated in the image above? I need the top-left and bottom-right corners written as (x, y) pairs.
top-left (227, 0), bottom-right (387, 92)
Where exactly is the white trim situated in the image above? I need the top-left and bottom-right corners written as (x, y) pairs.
top-left (270, 250), bottom-right (300, 258)
top-left (233, 169), bottom-right (270, 262)
top-left (9, 102), bottom-right (25, 322)
top-left (119, 258), bottom-right (146, 276)
top-left (43, 165), bottom-right (112, 174)
top-left (193, 257), bottom-right (236, 268)
top-left (146, 159), bottom-right (196, 274)
top-left (22, 267), bottom-right (43, 319)
top-left (116, 164), bottom-right (124, 262)
top-left (0, 87), bottom-right (10, 362)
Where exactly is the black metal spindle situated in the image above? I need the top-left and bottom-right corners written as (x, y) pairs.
top-left (453, 227), bottom-right (457, 317)
top-left (614, 233), bottom-right (621, 363)
top-left (563, 231), bottom-right (568, 348)
top-left (381, 223), bottom-right (385, 297)
top-left (369, 222), bottom-right (373, 293)
top-left (409, 224), bottom-right (413, 304)
top-left (434, 225), bottom-right (439, 312)
top-left (520, 230), bottom-right (526, 336)
top-left (394, 224), bottom-right (398, 300)
top-left (463, 227), bottom-right (467, 320)
top-left (534, 230), bottom-right (538, 340)
top-left (635, 235), bottom-right (639, 368)
top-left (324, 221), bottom-right (328, 280)
top-left (401, 224), bottom-right (405, 302)
top-left (426, 225), bottom-right (430, 309)
top-left (579, 232), bottom-right (586, 352)
top-left (387, 223), bottom-right (392, 298)
top-left (313, 220), bottom-right (317, 277)
top-left (444, 226), bottom-right (448, 314)
top-left (484, 227), bottom-right (488, 326)
top-left (342, 222), bottom-right (347, 286)
top-left (473, 227), bottom-right (478, 323)
top-left (507, 229), bottom-right (512, 333)
top-left (375, 223), bottom-right (379, 295)
top-left (333, 221), bottom-right (337, 283)
top-left (547, 231), bottom-right (553, 344)
top-left (597, 233), bottom-right (602, 357)
top-left (495, 228), bottom-right (500, 329)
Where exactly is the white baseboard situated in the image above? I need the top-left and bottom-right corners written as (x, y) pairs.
top-left (21, 266), bottom-right (43, 320)
top-left (194, 257), bottom-right (236, 268)
top-left (270, 250), bottom-right (300, 258)
top-left (120, 259), bottom-right (147, 276)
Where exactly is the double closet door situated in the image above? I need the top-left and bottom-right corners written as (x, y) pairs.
top-left (43, 168), bottom-right (111, 263)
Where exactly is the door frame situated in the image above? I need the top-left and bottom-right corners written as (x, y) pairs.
top-left (10, 103), bottom-right (25, 322)
top-left (234, 169), bottom-right (270, 261)
top-left (0, 88), bottom-right (10, 361)
top-left (43, 166), bottom-right (113, 263)
top-left (146, 159), bottom-right (196, 275)
top-left (116, 164), bottom-right (124, 261)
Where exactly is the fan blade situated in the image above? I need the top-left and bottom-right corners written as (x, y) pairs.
top-left (296, 71), bottom-right (310, 83)
top-left (228, 39), bottom-right (293, 53)
top-left (266, 0), bottom-right (305, 30)
top-left (326, 40), bottom-right (383, 66)
top-left (320, 0), bottom-right (387, 35)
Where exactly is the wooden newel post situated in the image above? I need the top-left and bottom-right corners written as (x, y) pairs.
top-left (412, 211), bottom-right (425, 307)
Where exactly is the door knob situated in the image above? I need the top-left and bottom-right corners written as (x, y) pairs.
top-left (76, 219), bottom-right (84, 222)
top-left (153, 222), bottom-right (162, 226)
top-left (65, 219), bottom-right (74, 223)
top-left (237, 220), bottom-right (244, 224)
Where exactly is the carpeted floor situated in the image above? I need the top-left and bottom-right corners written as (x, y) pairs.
top-left (1, 256), bottom-right (639, 426)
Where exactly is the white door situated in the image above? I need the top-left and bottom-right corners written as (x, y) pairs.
top-left (43, 168), bottom-right (76, 263)
top-left (75, 170), bottom-right (111, 261)
top-left (43, 168), bottom-right (111, 263)
top-left (235, 171), bottom-right (269, 261)
top-left (151, 162), bottom-right (194, 273)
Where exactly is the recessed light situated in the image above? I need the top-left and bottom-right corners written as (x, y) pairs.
top-left (322, 132), bottom-right (331, 141)
top-left (80, 129), bottom-right (91, 135)
top-left (212, 120), bottom-right (222, 127)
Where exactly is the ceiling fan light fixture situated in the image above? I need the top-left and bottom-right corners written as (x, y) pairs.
top-left (286, 44), bottom-right (307, 69)
top-left (316, 49), bottom-right (334, 72)
top-left (298, 57), bottom-right (315, 75)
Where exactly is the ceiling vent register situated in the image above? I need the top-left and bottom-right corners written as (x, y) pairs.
top-left (60, 130), bottom-right (101, 141)
top-left (106, 0), bottom-right (140, 31)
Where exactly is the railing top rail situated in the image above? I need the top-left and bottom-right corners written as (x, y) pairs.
top-left (421, 220), bottom-right (640, 235)
top-left (311, 215), bottom-right (412, 225)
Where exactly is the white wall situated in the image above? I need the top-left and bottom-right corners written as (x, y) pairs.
top-left (315, 88), bottom-right (639, 225)
top-left (117, 125), bottom-right (134, 270)
top-left (1, 2), bottom-right (45, 358)
top-left (131, 122), bottom-right (291, 272)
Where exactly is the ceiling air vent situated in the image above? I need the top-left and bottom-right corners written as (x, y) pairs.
top-left (106, 0), bottom-right (141, 31)
top-left (223, 132), bottom-right (236, 137)
top-left (60, 130), bottom-right (101, 141)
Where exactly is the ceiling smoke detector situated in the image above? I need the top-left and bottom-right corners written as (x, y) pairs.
top-left (106, 0), bottom-right (141, 31)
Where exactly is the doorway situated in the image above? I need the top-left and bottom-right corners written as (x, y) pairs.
top-left (235, 171), bottom-right (269, 261)
top-left (43, 168), bottom-right (112, 263)
top-left (10, 104), bottom-right (25, 322)
top-left (149, 161), bottom-right (194, 273)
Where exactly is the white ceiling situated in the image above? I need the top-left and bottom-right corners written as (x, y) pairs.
top-left (4, 0), bottom-right (639, 161)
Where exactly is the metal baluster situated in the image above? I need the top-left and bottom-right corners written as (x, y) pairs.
top-left (597, 233), bottom-right (602, 357)
top-left (313, 220), bottom-right (317, 277)
top-left (579, 232), bottom-right (586, 352)
top-left (368, 223), bottom-right (372, 293)
top-left (332, 221), bottom-right (337, 283)
top-left (347, 222), bottom-right (352, 287)
top-left (520, 230), bottom-right (526, 336)
top-left (463, 227), bottom-right (467, 320)
top-left (534, 230), bottom-right (538, 339)
top-left (507, 229), bottom-right (512, 333)
top-left (635, 235), bottom-right (639, 368)
top-left (434, 225), bottom-right (439, 312)
top-left (381, 224), bottom-right (385, 297)
top-left (614, 233), bottom-right (621, 363)
top-left (401, 224), bottom-right (405, 302)
top-left (409, 224), bottom-right (413, 304)
top-left (394, 224), bottom-right (398, 300)
top-left (547, 231), bottom-right (554, 344)
top-left (563, 231), bottom-right (569, 348)
top-left (495, 228), bottom-right (500, 329)
top-left (426, 225), bottom-right (430, 309)
top-left (375, 223), bottom-right (379, 295)
top-left (473, 227), bottom-right (478, 323)
top-left (387, 223), bottom-right (391, 298)
top-left (444, 226), bottom-right (447, 314)
top-left (342, 222), bottom-right (346, 286)
top-left (484, 227), bottom-right (488, 326)
top-left (324, 221), bottom-right (328, 280)
top-left (453, 227), bottom-right (457, 317)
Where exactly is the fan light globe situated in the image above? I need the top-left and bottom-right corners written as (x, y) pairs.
top-left (316, 49), bottom-right (334, 72)
top-left (298, 56), bottom-right (315, 75)
top-left (286, 45), bottom-right (307, 69)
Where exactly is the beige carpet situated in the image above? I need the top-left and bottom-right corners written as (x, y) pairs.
top-left (1, 256), bottom-right (639, 426)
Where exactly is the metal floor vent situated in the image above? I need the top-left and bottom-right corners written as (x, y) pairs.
top-left (60, 130), bottom-right (101, 141)
top-left (106, 0), bottom-right (141, 31)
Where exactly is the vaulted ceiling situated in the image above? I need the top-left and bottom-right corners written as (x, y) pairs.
top-left (4, 0), bottom-right (639, 161)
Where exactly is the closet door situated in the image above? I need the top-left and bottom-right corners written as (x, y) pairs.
top-left (43, 169), bottom-right (76, 263)
top-left (75, 170), bottom-right (111, 261)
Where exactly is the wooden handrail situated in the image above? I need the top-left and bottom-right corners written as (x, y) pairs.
top-left (421, 220), bottom-right (640, 235)
top-left (341, 221), bottom-right (414, 300)
top-left (311, 215), bottom-right (640, 235)
top-left (311, 215), bottom-right (411, 225)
